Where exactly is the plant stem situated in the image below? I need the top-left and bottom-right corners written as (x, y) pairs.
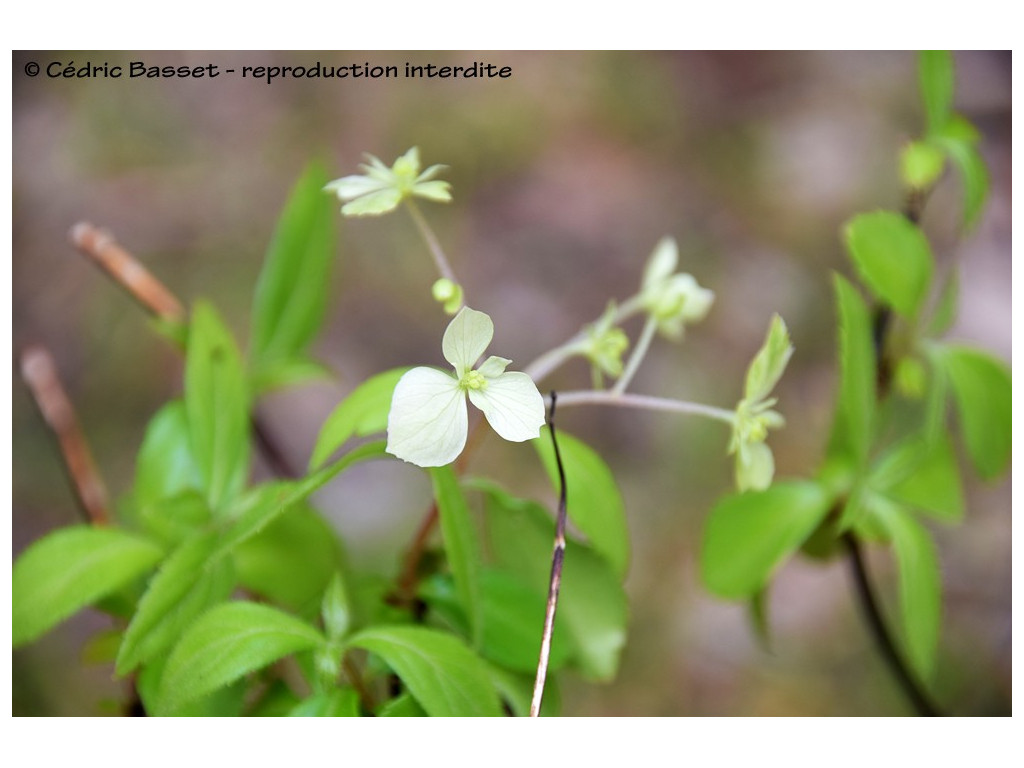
top-left (405, 199), bottom-right (457, 285)
top-left (20, 346), bottom-right (111, 526)
top-left (611, 315), bottom-right (657, 395)
top-left (842, 532), bottom-right (943, 716)
top-left (522, 336), bottom-right (587, 382)
top-left (551, 390), bottom-right (736, 424)
top-left (530, 392), bottom-right (568, 717)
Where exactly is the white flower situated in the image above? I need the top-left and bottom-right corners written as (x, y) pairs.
top-left (324, 147), bottom-right (452, 217)
top-left (639, 237), bottom-right (715, 339)
top-left (386, 307), bottom-right (546, 467)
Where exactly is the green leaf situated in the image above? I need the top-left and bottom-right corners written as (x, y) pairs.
top-left (309, 368), bottom-right (410, 470)
top-left (900, 140), bottom-right (946, 191)
top-left (429, 465), bottom-right (483, 647)
top-left (701, 481), bottom-right (832, 599)
top-left (743, 313), bottom-right (794, 403)
top-left (156, 601), bottom-right (327, 714)
top-left (534, 427), bottom-right (630, 578)
top-left (919, 51), bottom-right (954, 135)
top-left (937, 345), bottom-right (1011, 479)
top-left (936, 130), bottom-right (989, 229)
top-left (321, 572), bottom-right (351, 642)
top-left (251, 162), bottom-right (336, 369)
top-left (879, 508), bottom-right (942, 681)
top-left (870, 435), bottom-right (964, 523)
top-left (419, 570), bottom-right (571, 674)
top-left (843, 211), bottom-right (934, 318)
top-left (116, 532), bottom-right (235, 675)
top-left (377, 692), bottom-right (427, 717)
top-left (134, 491), bottom-right (211, 547)
top-left (134, 400), bottom-right (202, 509)
top-left (477, 480), bottom-right (627, 681)
top-left (185, 301), bottom-right (250, 513)
top-left (347, 625), bottom-right (502, 717)
top-left (233, 503), bottom-right (343, 618)
top-left (13, 527), bottom-right (163, 647)
top-left (288, 688), bottom-right (359, 717)
top-left (216, 441), bottom-right (387, 557)
top-left (825, 275), bottom-right (877, 470)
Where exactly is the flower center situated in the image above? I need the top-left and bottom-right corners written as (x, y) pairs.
top-left (459, 369), bottom-right (487, 391)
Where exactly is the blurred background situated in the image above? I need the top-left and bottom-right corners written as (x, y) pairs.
top-left (12, 50), bottom-right (1011, 715)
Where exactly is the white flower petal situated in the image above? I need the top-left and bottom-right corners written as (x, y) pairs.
top-left (477, 356), bottom-right (511, 378)
top-left (340, 188), bottom-right (403, 217)
top-left (324, 175), bottom-right (389, 200)
top-left (394, 146), bottom-right (421, 175)
top-left (642, 236), bottom-right (679, 290)
top-left (735, 441), bottom-right (775, 492)
top-left (386, 367), bottom-right (468, 467)
top-left (416, 164), bottom-right (449, 183)
top-left (467, 372), bottom-right (545, 443)
top-left (413, 180), bottom-right (453, 203)
top-left (442, 307), bottom-right (494, 375)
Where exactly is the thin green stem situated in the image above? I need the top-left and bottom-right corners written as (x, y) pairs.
top-left (550, 390), bottom-right (735, 424)
top-left (611, 315), bottom-right (657, 395)
top-left (405, 198), bottom-right (457, 284)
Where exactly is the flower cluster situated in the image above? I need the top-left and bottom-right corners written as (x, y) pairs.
top-left (638, 237), bottom-right (714, 339)
top-left (324, 147), bottom-right (451, 217)
top-left (728, 314), bottom-right (792, 491)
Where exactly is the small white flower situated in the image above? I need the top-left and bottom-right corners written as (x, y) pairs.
top-left (386, 307), bottom-right (546, 467)
top-left (324, 147), bottom-right (452, 217)
top-left (639, 237), bottom-right (715, 339)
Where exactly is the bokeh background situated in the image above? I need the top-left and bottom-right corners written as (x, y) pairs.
top-left (12, 50), bottom-right (1011, 716)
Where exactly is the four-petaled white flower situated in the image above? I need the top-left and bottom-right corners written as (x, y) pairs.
top-left (386, 307), bottom-right (546, 467)
top-left (324, 147), bottom-right (452, 217)
top-left (639, 237), bottom-right (715, 339)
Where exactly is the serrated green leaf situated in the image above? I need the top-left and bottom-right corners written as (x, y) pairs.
top-left (13, 527), bottom-right (163, 647)
top-left (937, 345), bottom-right (1010, 479)
top-left (826, 275), bottom-right (877, 470)
top-left (878, 508), bottom-right (942, 681)
top-left (347, 625), bottom-right (502, 717)
top-left (233, 503), bottom-right (343, 618)
top-left (251, 162), bottom-right (336, 368)
top-left (843, 211), bottom-right (934, 318)
top-left (217, 440), bottom-right (387, 557)
top-left (701, 481), bottom-right (832, 599)
top-left (870, 435), bottom-right (963, 523)
top-left (743, 314), bottom-right (794, 403)
top-left (134, 400), bottom-right (201, 509)
top-left (185, 301), bottom-right (250, 513)
top-left (429, 465), bottom-right (483, 647)
top-left (919, 51), bottom-right (954, 135)
top-left (309, 368), bottom-right (410, 470)
top-left (116, 532), bottom-right (235, 675)
top-left (937, 133), bottom-right (989, 230)
top-left (157, 601), bottom-right (327, 714)
top-left (477, 480), bottom-right (627, 682)
top-left (288, 688), bottom-right (360, 716)
top-left (534, 427), bottom-right (630, 578)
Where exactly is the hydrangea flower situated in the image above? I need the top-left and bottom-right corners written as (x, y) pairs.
top-left (387, 307), bottom-right (546, 467)
top-left (324, 147), bottom-right (452, 217)
top-left (728, 314), bottom-right (793, 491)
top-left (638, 237), bottom-right (715, 339)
